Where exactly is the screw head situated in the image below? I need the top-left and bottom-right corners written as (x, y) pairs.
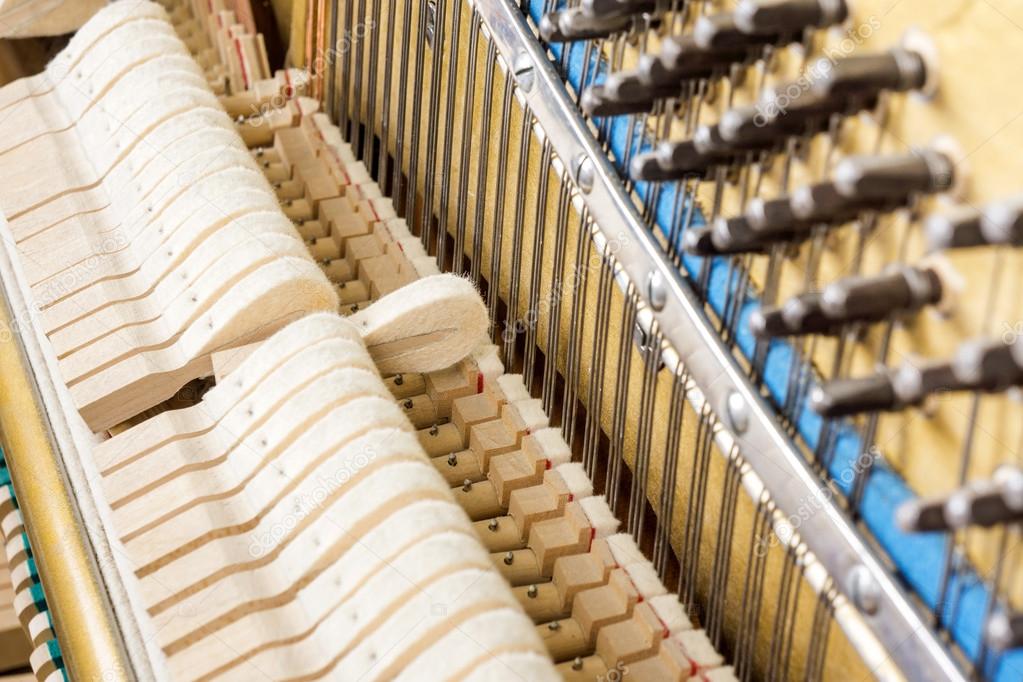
top-left (848, 564), bottom-right (881, 615)
top-left (647, 270), bottom-right (667, 312)
top-left (572, 153), bottom-right (595, 194)
top-left (513, 52), bottom-right (535, 93)
top-left (503, 551), bottom-right (515, 566)
top-left (527, 584), bottom-right (538, 598)
top-left (488, 518), bottom-right (499, 532)
top-left (723, 391), bottom-right (749, 435)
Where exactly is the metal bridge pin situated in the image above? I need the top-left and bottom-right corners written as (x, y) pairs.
top-left (447, 453), bottom-right (458, 467)
top-left (527, 584), bottom-right (538, 598)
top-left (488, 518), bottom-right (499, 532)
top-left (462, 479), bottom-right (472, 492)
top-left (503, 552), bottom-right (515, 566)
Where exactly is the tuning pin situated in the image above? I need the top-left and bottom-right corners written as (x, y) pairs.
top-left (581, 69), bottom-right (685, 116)
top-left (980, 194), bottom-right (1023, 245)
top-left (988, 613), bottom-right (1023, 652)
top-left (896, 494), bottom-right (954, 532)
top-left (639, 37), bottom-right (741, 88)
top-left (952, 339), bottom-right (1023, 393)
top-left (833, 150), bottom-right (955, 203)
top-left (791, 179), bottom-right (909, 225)
top-left (630, 152), bottom-right (681, 182)
top-left (745, 195), bottom-right (807, 233)
top-left (749, 293), bottom-right (840, 338)
top-left (580, 0), bottom-right (666, 18)
top-left (684, 216), bottom-right (780, 256)
top-left (694, 123), bottom-right (774, 158)
top-left (682, 227), bottom-right (717, 256)
top-left (693, 12), bottom-right (785, 52)
top-left (818, 339), bottom-right (1023, 418)
top-left (734, 0), bottom-right (849, 35)
top-left (810, 371), bottom-right (902, 417)
top-left (924, 205), bottom-right (985, 251)
top-left (811, 47), bottom-right (928, 100)
top-left (945, 468), bottom-right (1023, 529)
top-left (581, 83), bottom-right (656, 117)
top-left (889, 359), bottom-right (959, 406)
top-left (539, 7), bottom-right (633, 42)
top-left (630, 140), bottom-right (721, 182)
top-left (820, 265), bottom-right (943, 324)
top-left (712, 215), bottom-right (786, 254)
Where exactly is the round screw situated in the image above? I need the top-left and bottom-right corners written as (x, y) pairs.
top-left (503, 551), bottom-right (514, 566)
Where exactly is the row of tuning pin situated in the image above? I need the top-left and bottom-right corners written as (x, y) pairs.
top-left (898, 466), bottom-right (1022, 652)
top-left (541, 0), bottom-right (1023, 658)
top-left (803, 193), bottom-right (1023, 419)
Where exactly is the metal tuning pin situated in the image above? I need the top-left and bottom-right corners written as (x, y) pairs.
top-left (718, 104), bottom-right (828, 148)
top-left (692, 12), bottom-right (785, 53)
top-left (790, 149), bottom-right (953, 226)
top-left (630, 140), bottom-right (721, 182)
top-left (889, 358), bottom-right (960, 406)
top-left (745, 195), bottom-right (812, 233)
top-left (809, 370), bottom-right (902, 417)
top-left (683, 216), bottom-right (778, 256)
top-left (896, 466), bottom-right (1023, 533)
top-left (687, 213), bottom-right (800, 255)
top-left (814, 357), bottom-right (960, 417)
top-left (980, 194), bottom-right (1023, 245)
top-left (639, 36), bottom-right (745, 89)
top-left (924, 205), bottom-right (985, 251)
top-left (755, 47), bottom-right (928, 132)
top-left (694, 122), bottom-right (776, 158)
top-left (952, 338), bottom-right (1023, 393)
top-left (944, 466), bottom-right (1023, 529)
top-left (579, 0), bottom-right (664, 18)
top-left (819, 265), bottom-right (943, 325)
top-left (543, 0), bottom-right (671, 42)
top-left (832, 149), bottom-right (955, 203)
top-left (734, 0), bottom-right (849, 35)
top-left (749, 266), bottom-right (940, 339)
top-left (988, 613), bottom-right (1023, 652)
top-left (539, 7), bottom-right (633, 42)
top-left (811, 47), bottom-right (928, 100)
top-left (681, 227), bottom-right (717, 256)
top-left (926, 194), bottom-right (1023, 251)
top-left (581, 69), bottom-right (683, 117)
top-left (749, 292), bottom-right (840, 338)
top-left (790, 181), bottom-right (899, 225)
top-left (896, 494), bottom-right (955, 533)
top-left (819, 338), bottom-right (1023, 418)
